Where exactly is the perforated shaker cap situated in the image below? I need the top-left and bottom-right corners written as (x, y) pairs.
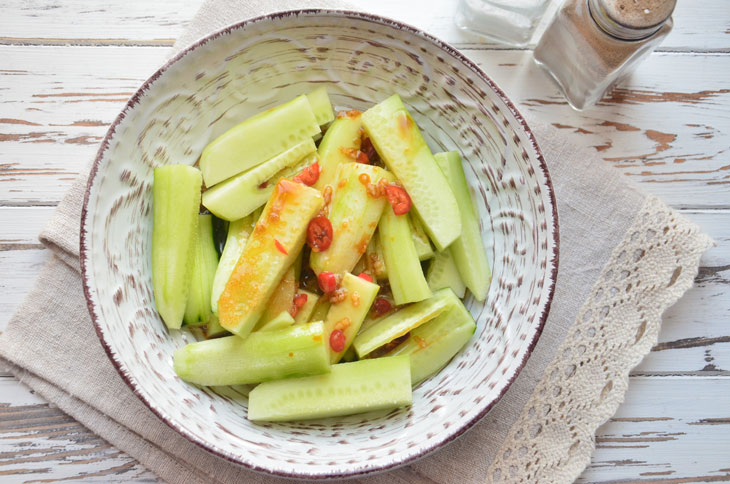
top-left (589, 0), bottom-right (676, 40)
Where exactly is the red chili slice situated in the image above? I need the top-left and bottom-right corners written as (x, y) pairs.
top-left (274, 239), bottom-right (288, 255)
top-left (290, 293), bottom-right (308, 317)
top-left (357, 272), bottom-right (374, 283)
top-left (373, 297), bottom-right (393, 316)
top-left (385, 184), bottom-right (412, 215)
top-left (318, 271), bottom-right (337, 293)
top-left (293, 162), bottom-right (320, 186)
top-left (307, 216), bottom-right (333, 252)
top-left (356, 150), bottom-right (370, 164)
top-left (329, 329), bottom-right (346, 353)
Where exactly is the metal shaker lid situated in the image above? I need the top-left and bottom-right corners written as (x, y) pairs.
top-left (589, 0), bottom-right (676, 40)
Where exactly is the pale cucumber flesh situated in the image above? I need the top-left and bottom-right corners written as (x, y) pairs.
top-left (200, 94), bottom-right (320, 187)
top-left (434, 151), bottom-right (491, 301)
top-left (310, 163), bottom-right (392, 276)
top-left (247, 355), bottom-right (411, 422)
top-left (152, 165), bottom-right (202, 330)
top-left (183, 215), bottom-right (219, 326)
top-left (257, 311), bottom-right (295, 332)
top-left (202, 139), bottom-right (316, 221)
top-left (306, 87), bottom-right (335, 126)
top-left (210, 216), bottom-right (254, 315)
top-left (259, 264), bottom-right (297, 325)
top-left (378, 204), bottom-right (431, 305)
top-left (389, 300), bottom-right (476, 385)
top-left (293, 289), bottom-right (319, 325)
top-left (426, 250), bottom-right (466, 298)
top-left (322, 272), bottom-right (380, 363)
top-left (217, 180), bottom-right (323, 338)
top-left (174, 322), bottom-right (330, 386)
top-left (314, 115), bottom-right (362, 190)
top-left (353, 288), bottom-right (458, 358)
top-left (362, 94), bottom-right (461, 251)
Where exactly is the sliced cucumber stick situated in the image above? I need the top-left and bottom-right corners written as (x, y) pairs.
top-left (218, 180), bottom-right (323, 338)
top-left (426, 250), bottom-right (466, 298)
top-left (306, 87), bottom-right (335, 126)
top-left (248, 355), bottom-right (412, 422)
top-left (322, 273), bottom-right (380, 363)
top-left (293, 289), bottom-right (319, 324)
top-left (378, 204), bottom-right (431, 305)
top-left (202, 139), bottom-right (316, 221)
top-left (314, 115), bottom-right (362, 190)
top-left (257, 311), bottom-right (295, 332)
top-left (210, 216), bottom-right (254, 315)
top-left (174, 322), bottom-right (330, 386)
top-left (201, 95), bottom-right (320, 187)
top-left (362, 94), bottom-right (461, 251)
top-left (183, 215), bottom-right (219, 326)
top-left (409, 214), bottom-right (434, 261)
top-left (353, 288), bottom-right (458, 358)
top-left (310, 163), bottom-right (392, 276)
top-left (435, 151), bottom-right (491, 301)
top-left (259, 265), bottom-right (297, 325)
top-left (152, 165), bottom-right (202, 330)
top-left (389, 300), bottom-right (476, 385)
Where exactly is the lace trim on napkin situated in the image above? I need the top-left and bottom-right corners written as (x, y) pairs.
top-left (487, 196), bottom-right (714, 483)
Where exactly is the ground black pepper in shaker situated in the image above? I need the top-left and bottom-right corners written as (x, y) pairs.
top-left (533, 0), bottom-right (676, 110)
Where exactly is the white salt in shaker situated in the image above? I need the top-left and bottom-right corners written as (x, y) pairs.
top-left (533, 0), bottom-right (676, 110)
top-left (456, 0), bottom-right (552, 47)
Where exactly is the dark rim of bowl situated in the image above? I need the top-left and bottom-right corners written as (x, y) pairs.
top-left (79, 9), bottom-right (560, 480)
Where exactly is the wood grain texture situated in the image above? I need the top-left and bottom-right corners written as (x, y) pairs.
top-left (1, 0), bottom-right (728, 481)
top-left (0, 0), bottom-right (729, 52)
top-left (2, 47), bottom-right (729, 207)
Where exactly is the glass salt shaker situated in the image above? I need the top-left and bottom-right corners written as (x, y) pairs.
top-left (456, 0), bottom-right (552, 47)
top-left (533, 0), bottom-right (675, 110)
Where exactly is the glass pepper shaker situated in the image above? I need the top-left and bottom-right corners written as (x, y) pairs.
top-left (533, 0), bottom-right (676, 110)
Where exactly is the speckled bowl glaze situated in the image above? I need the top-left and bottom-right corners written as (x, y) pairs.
top-left (80, 10), bottom-right (558, 479)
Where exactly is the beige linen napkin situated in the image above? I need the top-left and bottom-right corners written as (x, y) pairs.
top-left (0, 1), bottom-right (713, 483)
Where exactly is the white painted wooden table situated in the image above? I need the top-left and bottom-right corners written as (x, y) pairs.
top-left (1, 1), bottom-right (728, 482)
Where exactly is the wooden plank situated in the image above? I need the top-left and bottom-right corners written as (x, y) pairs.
top-left (0, 0), bottom-right (728, 52)
top-left (579, 376), bottom-right (730, 483)
top-left (1, 46), bottom-right (729, 207)
top-left (0, 375), bottom-right (727, 483)
top-left (0, 379), bottom-right (156, 483)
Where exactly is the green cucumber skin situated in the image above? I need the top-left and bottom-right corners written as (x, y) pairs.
top-left (362, 94), bottom-right (461, 251)
top-left (174, 322), bottom-right (330, 386)
top-left (389, 300), bottom-right (476, 385)
top-left (202, 139), bottom-right (316, 221)
top-left (257, 311), bottom-right (295, 332)
top-left (378, 204), bottom-right (432, 306)
top-left (323, 272), bottom-right (380, 363)
top-left (426, 250), bottom-right (466, 298)
top-left (409, 214), bottom-right (434, 261)
top-left (184, 215), bottom-right (219, 326)
top-left (210, 216), bottom-right (254, 315)
top-left (434, 151), bottom-right (491, 301)
top-left (306, 87), bottom-right (335, 126)
top-left (353, 288), bottom-right (458, 358)
top-left (310, 163), bottom-right (392, 276)
top-left (248, 355), bottom-right (412, 422)
top-left (152, 165), bottom-right (202, 330)
top-left (314, 116), bottom-right (362, 190)
top-left (201, 95), bottom-right (320, 187)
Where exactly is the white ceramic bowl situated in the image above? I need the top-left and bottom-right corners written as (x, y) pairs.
top-left (81, 10), bottom-right (558, 479)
